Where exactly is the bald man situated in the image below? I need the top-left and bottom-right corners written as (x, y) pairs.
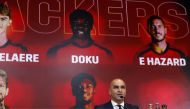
top-left (95, 79), bottom-right (139, 109)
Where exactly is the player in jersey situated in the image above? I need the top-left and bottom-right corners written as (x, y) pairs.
top-left (0, 69), bottom-right (9, 109)
top-left (70, 73), bottom-right (96, 109)
top-left (138, 15), bottom-right (185, 58)
top-left (47, 9), bottom-right (112, 57)
top-left (0, 2), bottom-right (27, 53)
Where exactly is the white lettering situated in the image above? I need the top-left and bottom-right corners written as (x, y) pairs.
top-left (0, 53), bottom-right (40, 63)
top-left (71, 55), bottom-right (99, 64)
top-left (71, 55), bottom-right (78, 63)
top-left (139, 57), bottom-right (145, 65)
top-left (139, 57), bottom-right (186, 66)
top-left (180, 58), bottom-right (186, 66)
top-left (160, 58), bottom-right (166, 66)
top-left (147, 57), bottom-right (154, 65)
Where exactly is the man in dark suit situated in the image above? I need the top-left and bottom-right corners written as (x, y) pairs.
top-left (95, 79), bottom-right (139, 109)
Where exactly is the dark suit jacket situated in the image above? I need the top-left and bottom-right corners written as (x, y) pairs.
top-left (95, 101), bottom-right (139, 109)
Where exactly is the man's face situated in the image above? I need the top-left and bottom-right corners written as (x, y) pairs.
top-left (148, 19), bottom-right (167, 42)
top-left (109, 79), bottom-right (126, 103)
top-left (0, 14), bottom-right (11, 34)
top-left (71, 17), bottom-right (91, 39)
top-left (77, 79), bottom-right (95, 102)
top-left (0, 77), bottom-right (8, 103)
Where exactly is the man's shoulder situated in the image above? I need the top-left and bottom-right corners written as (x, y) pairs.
top-left (9, 41), bottom-right (28, 52)
top-left (125, 103), bottom-right (139, 109)
top-left (168, 47), bottom-right (186, 57)
top-left (95, 102), bottom-right (139, 109)
top-left (47, 39), bottom-right (72, 57)
top-left (93, 43), bottom-right (112, 56)
top-left (95, 101), bottom-right (112, 109)
top-left (137, 45), bottom-right (152, 57)
top-left (1, 40), bottom-right (28, 53)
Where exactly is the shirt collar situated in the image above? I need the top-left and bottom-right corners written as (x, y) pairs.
top-left (111, 100), bottom-right (125, 107)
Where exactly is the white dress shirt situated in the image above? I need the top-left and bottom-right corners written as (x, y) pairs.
top-left (111, 100), bottom-right (125, 109)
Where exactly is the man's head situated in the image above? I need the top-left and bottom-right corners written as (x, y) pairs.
top-left (71, 73), bottom-right (96, 105)
top-left (0, 3), bottom-right (12, 35)
top-left (109, 79), bottom-right (126, 104)
top-left (147, 15), bottom-right (167, 43)
top-left (0, 69), bottom-right (8, 103)
top-left (70, 9), bottom-right (94, 39)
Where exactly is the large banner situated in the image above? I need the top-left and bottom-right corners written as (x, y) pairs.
top-left (0, 0), bottom-right (190, 108)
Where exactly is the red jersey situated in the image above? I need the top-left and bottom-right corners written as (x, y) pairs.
top-left (138, 43), bottom-right (185, 58)
top-left (0, 40), bottom-right (27, 53)
top-left (137, 43), bottom-right (187, 66)
top-left (47, 38), bottom-right (113, 65)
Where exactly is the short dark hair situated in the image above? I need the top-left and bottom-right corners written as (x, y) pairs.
top-left (0, 69), bottom-right (8, 88)
top-left (69, 9), bottom-right (94, 30)
top-left (0, 2), bottom-right (11, 19)
top-left (147, 15), bottom-right (165, 28)
top-left (71, 73), bottom-right (96, 96)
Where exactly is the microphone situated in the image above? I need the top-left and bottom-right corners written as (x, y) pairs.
top-left (120, 96), bottom-right (124, 99)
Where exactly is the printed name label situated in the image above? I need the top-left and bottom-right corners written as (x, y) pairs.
top-left (71, 55), bottom-right (99, 64)
top-left (139, 57), bottom-right (186, 66)
top-left (0, 53), bottom-right (39, 62)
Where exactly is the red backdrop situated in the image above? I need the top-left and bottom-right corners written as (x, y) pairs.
top-left (0, 0), bottom-right (190, 109)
